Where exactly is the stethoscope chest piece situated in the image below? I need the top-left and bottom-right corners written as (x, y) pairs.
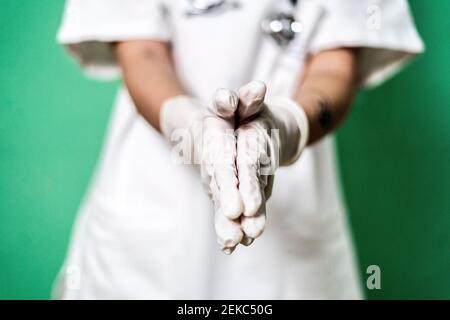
top-left (261, 12), bottom-right (303, 47)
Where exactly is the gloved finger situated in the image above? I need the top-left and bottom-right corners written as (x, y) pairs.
top-left (207, 128), bottom-right (243, 219)
top-left (236, 125), bottom-right (265, 217)
top-left (241, 200), bottom-right (267, 239)
top-left (215, 210), bottom-right (243, 252)
top-left (208, 88), bottom-right (239, 120)
top-left (216, 168), bottom-right (243, 219)
top-left (202, 114), bottom-right (242, 219)
top-left (238, 81), bottom-right (267, 120)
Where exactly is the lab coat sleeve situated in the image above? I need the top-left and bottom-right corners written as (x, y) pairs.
top-left (308, 0), bottom-right (424, 88)
top-left (57, 0), bottom-right (171, 80)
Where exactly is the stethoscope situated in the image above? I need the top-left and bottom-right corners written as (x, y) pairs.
top-left (185, 0), bottom-right (301, 46)
top-left (185, 0), bottom-right (240, 16)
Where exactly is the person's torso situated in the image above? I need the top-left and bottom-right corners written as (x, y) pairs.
top-left (167, 0), bottom-right (305, 100)
top-left (56, 0), bottom-right (362, 300)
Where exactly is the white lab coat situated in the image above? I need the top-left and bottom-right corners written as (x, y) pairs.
top-left (54, 0), bottom-right (424, 299)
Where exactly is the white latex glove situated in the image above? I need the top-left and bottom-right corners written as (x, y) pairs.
top-left (234, 81), bottom-right (310, 245)
top-left (160, 90), bottom-right (245, 254)
top-left (160, 81), bottom-right (309, 254)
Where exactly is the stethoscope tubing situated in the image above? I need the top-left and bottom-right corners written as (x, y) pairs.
top-left (185, 0), bottom-right (301, 46)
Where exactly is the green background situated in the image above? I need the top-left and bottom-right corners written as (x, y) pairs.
top-left (0, 1), bottom-right (449, 299)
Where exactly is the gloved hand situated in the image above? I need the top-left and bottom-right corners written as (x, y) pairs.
top-left (160, 81), bottom-right (309, 255)
top-left (160, 90), bottom-right (246, 254)
top-left (230, 80), bottom-right (310, 249)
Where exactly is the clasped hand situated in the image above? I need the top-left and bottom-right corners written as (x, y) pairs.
top-left (161, 81), bottom-right (309, 254)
